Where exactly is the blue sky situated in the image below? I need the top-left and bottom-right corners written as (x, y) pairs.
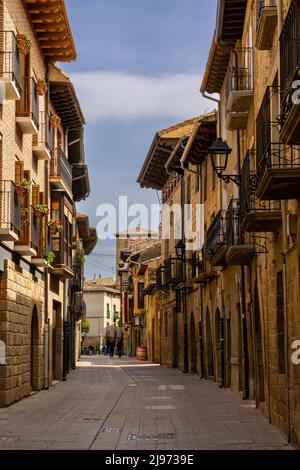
top-left (63, 0), bottom-right (217, 279)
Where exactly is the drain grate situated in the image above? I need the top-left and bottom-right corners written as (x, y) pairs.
top-left (102, 427), bottom-right (121, 433)
top-left (128, 433), bottom-right (176, 442)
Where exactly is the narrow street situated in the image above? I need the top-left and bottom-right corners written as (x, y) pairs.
top-left (0, 357), bottom-right (292, 450)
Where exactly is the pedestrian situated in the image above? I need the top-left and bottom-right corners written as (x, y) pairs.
top-left (116, 338), bottom-right (123, 358)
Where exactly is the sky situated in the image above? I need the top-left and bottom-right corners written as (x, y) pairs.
top-left (63, 0), bottom-right (218, 279)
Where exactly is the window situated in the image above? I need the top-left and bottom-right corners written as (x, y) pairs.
top-left (137, 281), bottom-right (145, 310)
top-left (106, 303), bottom-right (110, 319)
top-left (276, 271), bottom-right (285, 374)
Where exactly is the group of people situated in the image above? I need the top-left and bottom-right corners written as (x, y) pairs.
top-left (105, 323), bottom-right (123, 358)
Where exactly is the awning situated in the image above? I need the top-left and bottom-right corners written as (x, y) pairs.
top-left (22, 0), bottom-right (76, 62)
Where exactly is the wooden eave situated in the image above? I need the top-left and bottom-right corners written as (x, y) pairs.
top-left (181, 119), bottom-right (217, 166)
top-left (201, 34), bottom-right (233, 95)
top-left (76, 212), bottom-right (90, 240)
top-left (216, 0), bottom-right (247, 43)
top-left (72, 164), bottom-right (90, 202)
top-left (50, 80), bottom-right (85, 129)
top-left (84, 228), bottom-right (97, 256)
top-left (22, 0), bottom-right (77, 62)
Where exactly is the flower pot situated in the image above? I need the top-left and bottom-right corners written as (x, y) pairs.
top-left (35, 82), bottom-right (46, 96)
top-left (50, 114), bottom-right (61, 127)
top-left (16, 185), bottom-right (27, 197)
top-left (17, 36), bottom-right (30, 55)
top-left (49, 226), bottom-right (58, 235)
top-left (34, 209), bottom-right (45, 219)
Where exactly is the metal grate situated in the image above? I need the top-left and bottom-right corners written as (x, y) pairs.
top-left (128, 433), bottom-right (176, 441)
top-left (102, 427), bottom-right (121, 433)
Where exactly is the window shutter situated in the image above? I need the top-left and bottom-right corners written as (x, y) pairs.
top-left (15, 161), bottom-right (24, 185)
top-left (32, 185), bottom-right (40, 206)
top-left (39, 191), bottom-right (45, 205)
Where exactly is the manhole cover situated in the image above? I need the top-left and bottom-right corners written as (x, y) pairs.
top-left (102, 427), bottom-right (121, 433)
top-left (128, 433), bottom-right (176, 442)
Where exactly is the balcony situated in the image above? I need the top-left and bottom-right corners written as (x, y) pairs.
top-left (71, 255), bottom-right (83, 292)
top-left (143, 268), bottom-right (156, 295)
top-left (50, 231), bottom-right (73, 279)
top-left (0, 181), bottom-right (21, 242)
top-left (15, 206), bottom-right (38, 257)
top-left (155, 266), bottom-right (164, 291)
top-left (16, 77), bottom-right (39, 135)
top-left (206, 211), bottom-right (227, 267)
top-left (280, 0), bottom-right (300, 145)
top-left (50, 147), bottom-right (73, 196)
top-left (241, 150), bottom-right (282, 232)
top-left (164, 257), bottom-right (177, 286)
top-left (196, 255), bottom-right (218, 284)
top-left (225, 199), bottom-right (255, 266)
top-left (226, 48), bottom-right (253, 130)
top-left (0, 31), bottom-right (22, 100)
top-left (32, 111), bottom-right (52, 161)
top-left (256, 0), bottom-right (278, 50)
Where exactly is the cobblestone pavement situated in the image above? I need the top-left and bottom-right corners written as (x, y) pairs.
top-left (0, 356), bottom-right (294, 450)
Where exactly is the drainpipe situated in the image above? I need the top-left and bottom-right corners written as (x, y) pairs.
top-left (277, 0), bottom-right (291, 444)
top-left (44, 62), bottom-right (50, 390)
top-left (180, 175), bottom-right (189, 374)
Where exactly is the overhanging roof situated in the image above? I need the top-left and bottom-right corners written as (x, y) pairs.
top-left (22, 0), bottom-right (76, 62)
top-left (200, 34), bottom-right (233, 94)
top-left (180, 113), bottom-right (217, 166)
top-left (216, 0), bottom-right (247, 44)
top-left (72, 164), bottom-right (90, 202)
top-left (137, 117), bottom-right (201, 190)
top-left (49, 65), bottom-right (85, 129)
top-left (76, 213), bottom-right (97, 256)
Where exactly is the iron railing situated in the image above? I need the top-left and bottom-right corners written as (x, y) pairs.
top-left (226, 47), bottom-right (254, 101)
top-left (206, 211), bottom-right (227, 261)
top-left (0, 31), bottom-right (22, 93)
top-left (257, 0), bottom-right (277, 26)
top-left (156, 266), bottom-right (164, 290)
top-left (257, 142), bottom-right (300, 184)
top-left (241, 149), bottom-right (281, 217)
top-left (51, 147), bottom-right (73, 193)
top-left (226, 199), bottom-right (242, 246)
top-left (16, 77), bottom-right (39, 129)
top-left (0, 180), bottom-right (21, 236)
top-left (34, 111), bottom-right (52, 152)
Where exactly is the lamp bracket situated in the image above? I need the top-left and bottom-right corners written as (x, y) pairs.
top-left (220, 174), bottom-right (242, 187)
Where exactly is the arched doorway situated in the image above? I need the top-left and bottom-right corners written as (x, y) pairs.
top-left (254, 283), bottom-right (265, 404)
top-left (205, 309), bottom-right (214, 379)
top-left (215, 309), bottom-right (224, 386)
top-left (30, 306), bottom-right (39, 390)
top-left (190, 313), bottom-right (197, 373)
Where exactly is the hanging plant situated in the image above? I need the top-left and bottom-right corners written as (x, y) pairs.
top-left (35, 79), bottom-right (48, 96)
top-left (50, 114), bottom-right (61, 127)
top-left (41, 248), bottom-right (56, 265)
top-left (34, 203), bottom-right (49, 219)
top-left (17, 34), bottom-right (32, 55)
top-left (48, 219), bottom-right (63, 235)
top-left (16, 178), bottom-right (32, 196)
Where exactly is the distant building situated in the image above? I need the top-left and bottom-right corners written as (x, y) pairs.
top-left (83, 282), bottom-right (120, 351)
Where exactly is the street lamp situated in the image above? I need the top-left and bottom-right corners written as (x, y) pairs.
top-left (209, 138), bottom-right (241, 186)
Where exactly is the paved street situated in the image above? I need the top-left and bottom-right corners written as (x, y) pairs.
top-left (0, 356), bottom-right (293, 450)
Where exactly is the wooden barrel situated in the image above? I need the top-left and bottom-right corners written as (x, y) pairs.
top-left (136, 346), bottom-right (147, 361)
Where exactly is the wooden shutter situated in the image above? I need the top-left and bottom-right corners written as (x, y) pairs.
top-left (39, 191), bottom-right (45, 205)
top-left (32, 185), bottom-right (40, 206)
top-left (15, 160), bottom-right (24, 185)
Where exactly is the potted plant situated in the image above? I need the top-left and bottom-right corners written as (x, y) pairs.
top-left (34, 203), bottom-right (49, 219)
top-left (50, 114), bottom-right (61, 127)
top-left (16, 34), bottom-right (32, 55)
top-left (35, 79), bottom-right (48, 96)
top-left (17, 178), bottom-right (32, 196)
top-left (41, 248), bottom-right (56, 266)
top-left (48, 219), bottom-right (63, 235)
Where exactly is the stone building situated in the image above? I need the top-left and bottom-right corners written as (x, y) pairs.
top-left (137, 0), bottom-right (300, 448)
top-left (0, 0), bottom-right (94, 407)
top-left (83, 281), bottom-right (120, 352)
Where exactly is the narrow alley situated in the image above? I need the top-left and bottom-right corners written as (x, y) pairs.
top-left (0, 356), bottom-right (292, 451)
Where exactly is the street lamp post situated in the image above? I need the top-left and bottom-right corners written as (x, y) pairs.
top-left (209, 138), bottom-right (241, 187)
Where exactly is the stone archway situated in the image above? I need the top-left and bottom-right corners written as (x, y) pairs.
top-left (205, 308), bottom-right (214, 379)
top-left (190, 313), bottom-right (197, 373)
top-left (30, 306), bottom-right (39, 390)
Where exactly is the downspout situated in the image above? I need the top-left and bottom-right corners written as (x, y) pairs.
top-left (44, 61), bottom-right (50, 390)
top-left (277, 0), bottom-right (291, 444)
top-left (181, 175), bottom-right (189, 374)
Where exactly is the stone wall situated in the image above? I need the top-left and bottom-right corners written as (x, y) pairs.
top-left (0, 259), bottom-right (44, 407)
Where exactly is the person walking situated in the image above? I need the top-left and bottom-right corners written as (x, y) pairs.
top-left (116, 324), bottom-right (123, 358)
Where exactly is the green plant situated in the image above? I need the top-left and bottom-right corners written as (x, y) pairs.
top-left (78, 248), bottom-right (85, 267)
top-left (82, 319), bottom-right (90, 334)
top-left (19, 178), bottom-right (32, 191)
top-left (41, 248), bottom-right (56, 265)
top-left (34, 204), bottom-right (49, 216)
top-left (48, 219), bottom-right (63, 233)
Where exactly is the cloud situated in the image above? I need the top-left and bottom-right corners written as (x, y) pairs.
top-left (70, 71), bottom-right (214, 122)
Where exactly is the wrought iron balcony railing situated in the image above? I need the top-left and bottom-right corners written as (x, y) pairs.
top-left (0, 180), bottom-right (21, 240)
top-left (226, 48), bottom-right (254, 99)
top-left (50, 147), bottom-right (73, 194)
top-left (16, 77), bottom-right (39, 129)
top-left (206, 211), bottom-right (227, 263)
top-left (0, 31), bottom-right (22, 96)
top-left (33, 111), bottom-right (52, 156)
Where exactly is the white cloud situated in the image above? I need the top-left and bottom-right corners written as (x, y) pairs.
top-left (70, 71), bottom-right (214, 122)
